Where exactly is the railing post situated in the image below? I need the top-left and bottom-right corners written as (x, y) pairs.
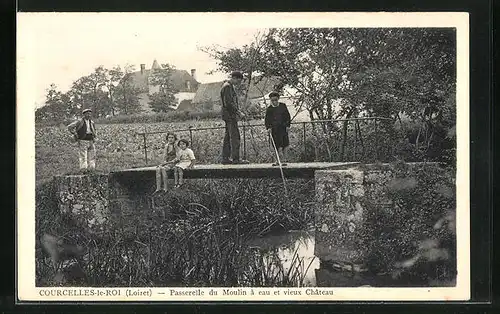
top-left (189, 126), bottom-right (193, 146)
top-left (143, 133), bottom-right (148, 165)
top-left (302, 122), bottom-right (306, 161)
top-left (374, 118), bottom-right (379, 161)
top-left (242, 124), bottom-right (247, 161)
top-left (356, 120), bottom-right (365, 160)
top-left (353, 121), bottom-right (357, 161)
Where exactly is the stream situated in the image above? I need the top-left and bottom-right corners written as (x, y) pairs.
top-left (247, 229), bottom-right (410, 287)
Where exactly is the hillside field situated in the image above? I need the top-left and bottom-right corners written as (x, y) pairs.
top-left (35, 118), bottom-right (317, 184)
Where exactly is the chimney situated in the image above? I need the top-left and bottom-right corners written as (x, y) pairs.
top-left (140, 64), bottom-right (145, 74)
top-left (191, 69), bottom-right (196, 80)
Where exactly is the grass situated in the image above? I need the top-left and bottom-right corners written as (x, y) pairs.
top-left (36, 174), bottom-right (317, 287)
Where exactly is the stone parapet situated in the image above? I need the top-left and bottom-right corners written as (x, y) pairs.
top-left (314, 169), bottom-right (366, 264)
top-left (314, 162), bottom-right (443, 266)
top-left (54, 174), bottom-right (110, 233)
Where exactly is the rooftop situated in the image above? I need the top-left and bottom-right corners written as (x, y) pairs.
top-left (125, 60), bottom-right (199, 93)
top-left (192, 76), bottom-right (282, 104)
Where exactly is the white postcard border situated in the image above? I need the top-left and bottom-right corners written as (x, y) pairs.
top-left (16, 11), bottom-right (470, 302)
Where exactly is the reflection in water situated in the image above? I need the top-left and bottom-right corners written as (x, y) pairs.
top-left (246, 230), bottom-right (319, 287)
top-left (246, 230), bottom-right (403, 287)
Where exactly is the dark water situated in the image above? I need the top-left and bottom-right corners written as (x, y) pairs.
top-left (247, 229), bottom-right (442, 287)
top-left (247, 230), bottom-right (319, 286)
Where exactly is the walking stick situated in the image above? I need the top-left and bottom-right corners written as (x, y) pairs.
top-left (269, 130), bottom-right (288, 197)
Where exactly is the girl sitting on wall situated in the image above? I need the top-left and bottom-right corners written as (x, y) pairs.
top-left (172, 139), bottom-right (196, 188)
top-left (154, 132), bottom-right (178, 193)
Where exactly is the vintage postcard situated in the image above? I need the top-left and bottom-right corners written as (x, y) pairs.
top-left (17, 12), bottom-right (470, 301)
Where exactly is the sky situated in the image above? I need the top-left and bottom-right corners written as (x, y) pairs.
top-left (17, 13), bottom-right (270, 108)
top-left (17, 12), bottom-right (467, 109)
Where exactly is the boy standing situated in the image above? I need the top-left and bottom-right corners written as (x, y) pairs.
top-left (265, 92), bottom-right (291, 166)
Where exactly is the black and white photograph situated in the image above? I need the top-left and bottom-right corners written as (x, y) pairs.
top-left (17, 12), bottom-right (469, 301)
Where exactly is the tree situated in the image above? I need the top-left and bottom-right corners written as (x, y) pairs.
top-left (148, 63), bottom-right (178, 113)
top-left (200, 31), bottom-right (277, 109)
top-left (35, 84), bottom-right (71, 123)
top-left (69, 67), bottom-right (111, 118)
top-left (113, 65), bottom-right (142, 115)
top-left (104, 66), bottom-right (124, 116)
top-left (40, 64), bottom-right (146, 121)
top-left (339, 28), bottom-right (456, 159)
top-left (68, 65), bottom-right (136, 118)
top-left (204, 27), bottom-right (456, 161)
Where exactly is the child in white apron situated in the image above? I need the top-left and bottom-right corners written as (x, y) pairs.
top-left (173, 139), bottom-right (196, 188)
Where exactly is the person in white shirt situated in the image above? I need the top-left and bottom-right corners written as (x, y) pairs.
top-left (172, 139), bottom-right (196, 188)
top-left (67, 108), bottom-right (97, 171)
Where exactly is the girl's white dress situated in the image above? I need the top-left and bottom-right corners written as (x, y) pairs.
top-left (175, 148), bottom-right (195, 169)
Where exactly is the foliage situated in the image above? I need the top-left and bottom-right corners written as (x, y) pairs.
top-left (148, 63), bottom-right (179, 113)
top-left (112, 65), bottom-right (143, 115)
top-left (203, 28), bottom-right (456, 162)
top-left (363, 162), bottom-right (456, 286)
top-left (35, 84), bottom-right (72, 122)
top-left (201, 32), bottom-right (282, 110)
top-left (69, 66), bottom-right (116, 118)
top-left (35, 110), bottom-right (222, 127)
top-left (97, 110), bottom-right (223, 124)
top-left (36, 65), bottom-right (143, 123)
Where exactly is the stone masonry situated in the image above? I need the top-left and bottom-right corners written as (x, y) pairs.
top-left (54, 174), bottom-right (110, 234)
top-left (314, 163), bottom-right (441, 267)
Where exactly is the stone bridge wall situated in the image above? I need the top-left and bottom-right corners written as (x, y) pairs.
top-left (314, 162), bottom-right (442, 267)
top-left (53, 163), bottom-right (442, 266)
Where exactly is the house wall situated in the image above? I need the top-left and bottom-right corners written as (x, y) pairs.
top-left (192, 96), bottom-right (311, 121)
top-left (138, 93), bottom-right (152, 113)
top-left (174, 92), bottom-right (196, 105)
top-left (148, 84), bottom-right (160, 95)
top-left (251, 96), bottom-right (311, 122)
top-left (136, 92), bottom-right (197, 113)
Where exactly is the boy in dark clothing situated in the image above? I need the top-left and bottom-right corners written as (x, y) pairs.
top-left (265, 92), bottom-right (291, 166)
top-left (220, 71), bottom-right (249, 164)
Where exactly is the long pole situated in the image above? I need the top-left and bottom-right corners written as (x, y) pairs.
top-left (269, 131), bottom-right (288, 197)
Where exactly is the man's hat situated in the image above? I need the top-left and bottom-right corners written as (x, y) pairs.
top-left (82, 108), bottom-right (92, 114)
top-left (230, 71), bottom-right (243, 79)
top-left (269, 91), bottom-right (280, 98)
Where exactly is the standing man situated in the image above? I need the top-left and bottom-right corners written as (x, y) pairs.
top-left (67, 108), bottom-right (97, 171)
top-left (220, 71), bottom-right (249, 164)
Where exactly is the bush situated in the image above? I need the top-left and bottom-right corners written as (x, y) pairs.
top-left (95, 110), bottom-right (223, 125)
top-left (363, 162), bottom-right (456, 286)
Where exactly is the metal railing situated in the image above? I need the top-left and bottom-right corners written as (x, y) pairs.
top-left (135, 116), bottom-right (394, 165)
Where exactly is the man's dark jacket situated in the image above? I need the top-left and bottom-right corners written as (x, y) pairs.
top-left (68, 118), bottom-right (96, 141)
top-left (220, 81), bottom-right (240, 121)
